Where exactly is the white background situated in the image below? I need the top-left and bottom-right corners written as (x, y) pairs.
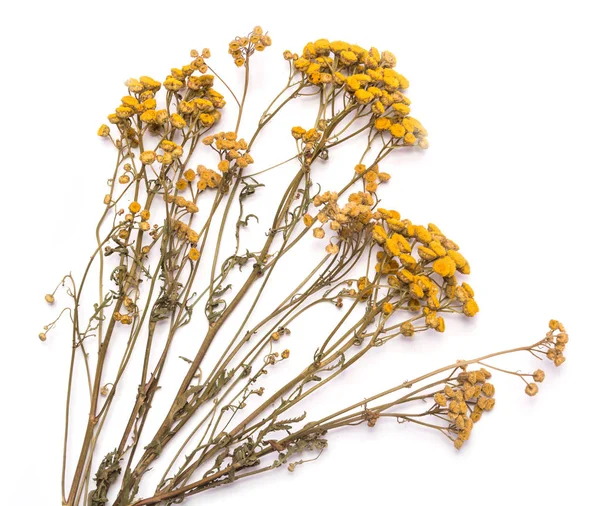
top-left (1, 1), bottom-right (599, 505)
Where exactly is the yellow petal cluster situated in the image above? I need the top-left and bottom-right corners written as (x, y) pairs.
top-left (287, 39), bottom-right (428, 151)
top-left (370, 213), bottom-right (478, 322)
top-left (229, 26), bottom-right (272, 67)
top-left (106, 52), bottom-right (225, 135)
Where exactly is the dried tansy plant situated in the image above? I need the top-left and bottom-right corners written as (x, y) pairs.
top-left (41, 28), bottom-right (568, 506)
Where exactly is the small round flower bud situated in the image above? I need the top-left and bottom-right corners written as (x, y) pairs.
top-left (433, 392), bottom-right (447, 406)
top-left (325, 243), bottom-right (339, 254)
top-left (525, 383), bottom-right (539, 396)
top-left (120, 315), bottom-right (133, 325)
top-left (533, 369), bottom-right (545, 382)
top-left (45, 294), bottom-right (55, 304)
top-left (39, 332), bottom-right (47, 341)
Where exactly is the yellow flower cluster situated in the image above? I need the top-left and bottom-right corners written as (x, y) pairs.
top-left (433, 367), bottom-right (495, 449)
top-left (138, 138), bottom-right (185, 169)
top-left (164, 193), bottom-right (199, 214)
top-left (176, 86), bottom-right (225, 129)
top-left (173, 164), bottom-right (222, 193)
top-left (196, 165), bottom-right (222, 192)
top-left (287, 39), bottom-right (428, 149)
top-left (304, 195), bottom-right (475, 333)
top-left (291, 126), bottom-right (322, 144)
top-left (100, 51), bottom-right (224, 137)
top-left (304, 190), bottom-right (376, 253)
top-left (545, 320), bottom-right (569, 367)
top-left (116, 164), bottom-right (134, 185)
top-left (228, 26), bottom-right (272, 67)
top-left (169, 220), bottom-right (202, 262)
top-left (354, 163), bottom-right (391, 193)
top-left (171, 220), bottom-right (200, 245)
top-left (139, 209), bottom-right (151, 232)
top-left (374, 116), bottom-right (428, 149)
top-left (370, 212), bottom-right (477, 324)
top-left (202, 132), bottom-right (254, 173)
top-left (290, 125), bottom-right (325, 161)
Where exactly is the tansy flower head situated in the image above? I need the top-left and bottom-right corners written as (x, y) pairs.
top-left (432, 256), bottom-right (456, 278)
top-left (140, 151), bottom-right (156, 165)
top-left (463, 298), bottom-right (479, 317)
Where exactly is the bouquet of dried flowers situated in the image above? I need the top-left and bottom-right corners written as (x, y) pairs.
top-left (41, 27), bottom-right (568, 506)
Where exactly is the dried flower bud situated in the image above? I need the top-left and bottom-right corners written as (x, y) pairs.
top-left (140, 151), bottom-right (156, 165)
top-left (433, 392), bottom-right (447, 406)
top-left (400, 321), bottom-right (415, 337)
top-left (325, 243), bottom-right (339, 254)
top-left (482, 382), bottom-right (495, 397)
top-left (45, 294), bottom-right (55, 304)
top-left (554, 355), bottom-right (566, 367)
top-left (525, 383), bottom-right (539, 396)
top-left (313, 228), bottom-right (325, 239)
top-left (533, 369), bottom-right (545, 382)
top-left (39, 332), bottom-right (47, 341)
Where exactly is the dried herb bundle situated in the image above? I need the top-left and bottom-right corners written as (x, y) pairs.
top-left (41, 28), bottom-right (568, 506)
